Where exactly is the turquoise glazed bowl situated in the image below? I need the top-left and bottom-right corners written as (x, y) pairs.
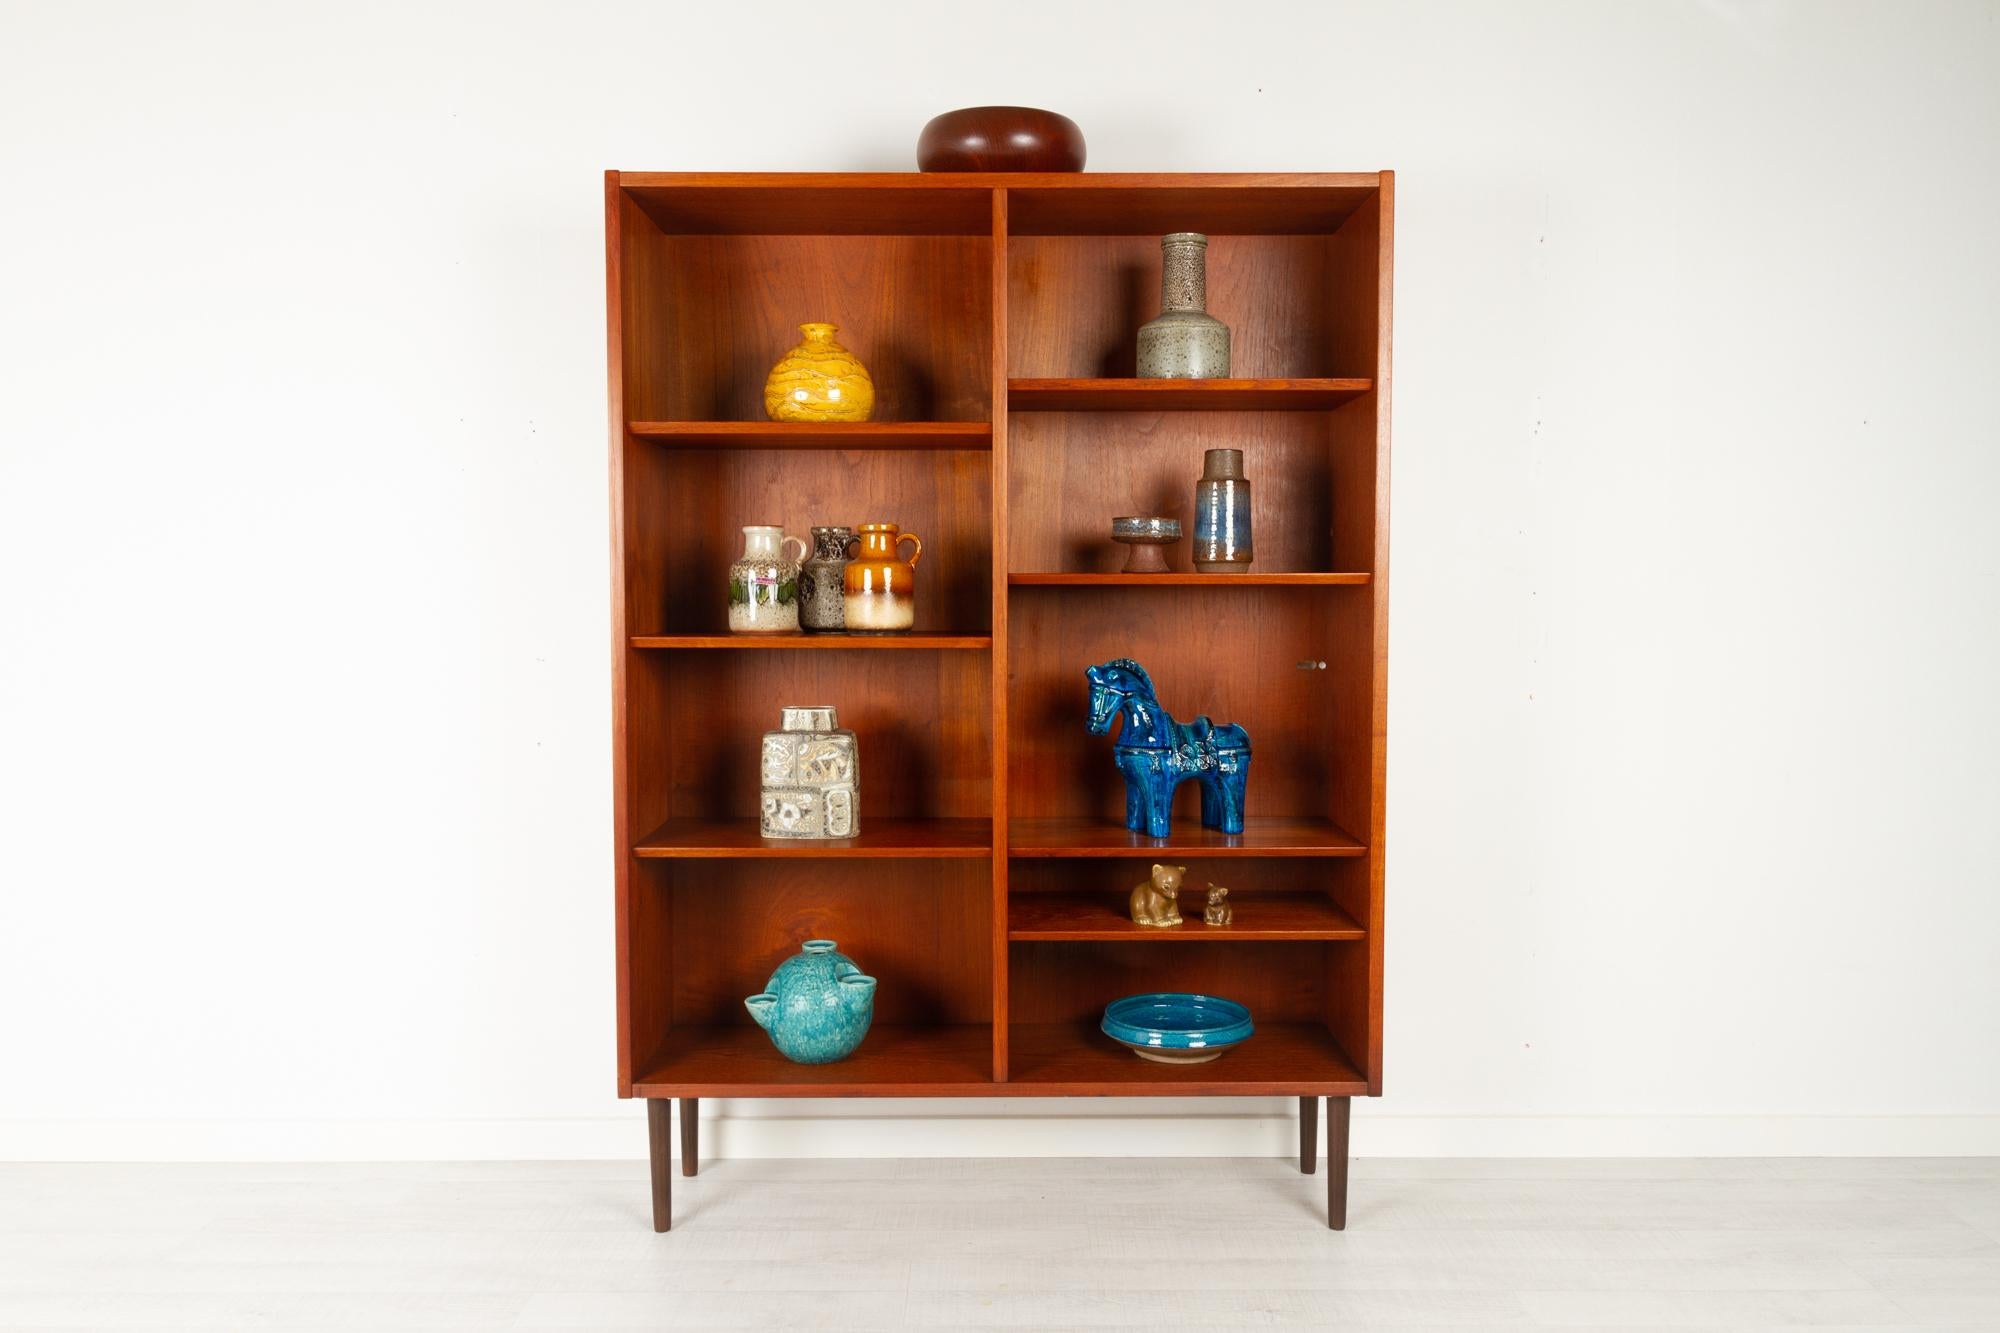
top-left (1101, 993), bottom-right (1253, 1065)
top-left (745, 940), bottom-right (877, 1064)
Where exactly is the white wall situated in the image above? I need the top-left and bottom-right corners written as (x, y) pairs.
top-left (3, 0), bottom-right (1997, 1160)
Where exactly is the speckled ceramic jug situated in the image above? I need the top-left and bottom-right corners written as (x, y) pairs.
top-left (764, 323), bottom-right (875, 422)
top-left (799, 526), bottom-right (858, 632)
top-left (745, 940), bottom-right (877, 1064)
top-left (1137, 233), bottom-right (1230, 379)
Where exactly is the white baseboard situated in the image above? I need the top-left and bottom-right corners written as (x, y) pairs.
top-left (5, 1104), bottom-right (1998, 1161)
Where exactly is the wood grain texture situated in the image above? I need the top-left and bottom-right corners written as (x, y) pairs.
top-left (1007, 817), bottom-right (1365, 858)
top-left (1008, 939), bottom-right (1328, 1026)
top-left (1007, 409), bottom-right (1355, 576)
top-left (1320, 178), bottom-right (1394, 1096)
top-left (1009, 858), bottom-right (1367, 895)
top-left (1007, 892), bottom-right (1363, 941)
top-left (634, 817), bottom-right (990, 859)
top-left (1006, 585), bottom-right (1346, 826)
top-left (1009, 379), bottom-right (1371, 411)
top-left (665, 858), bottom-right (990, 1028)
top-left (1300, 1096), bottom-right (1318, 1174)
top-left (626, 860), bottom-right (677, 1105)
top-left (629, 421), bottom-right (990, 448)
top-left (650, 652), bottom-right (987, 822)
top-left (1009, 236), bottom-right (1359, 381)
top-left (1327, 1095), bottom-right (1352, 1229)
top-left (1366, 176), bottom-right (1394, 1097)
top-left (616, 172), bottom-right (1382, 235)
top-left (622, 651), bottom-right (675, 845)
top-left (1325, 181), bottom-right (1388, 378)
top-left (988, 188), bottom-right (1013, 1083)
top-left (1006, 176), bottom-right (1381, 235)
top-left (1008, 1021), bottom-right (1367, 1095)
top-left (631, 447), bottom-right (991, 637)
top-left (680, 1098), bottom-right (698, 1178)
top-left (1322, 407), bottom-right (1383, 1089)
top-left (630, 634), bottom-right (990, 650)
top-left (607, 174), bottom-right (637, 1097)
top-left (645, 1099), bottom-right (671, 1231)
top-left (609, 176), bottom-right (683, 1100)
top-left (1008, 573), bottom-right (1370, 586)
top-left (635, 1024), bottom-right (993, 1096)
top-left (608, 171), bottom-right (1391, 1131)
top-left (655, 234), bottom-right (990, 422)
top-left (613, 187), bottom-right (677, 423)
top-left (624, 180), bottom-right (994, 235)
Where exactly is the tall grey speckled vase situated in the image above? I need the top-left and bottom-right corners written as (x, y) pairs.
top-left (1137, 232), bottom-right (1231, 379)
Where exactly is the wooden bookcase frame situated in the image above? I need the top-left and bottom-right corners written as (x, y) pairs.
top-left (606, 172), bottom-right (1392, 1230)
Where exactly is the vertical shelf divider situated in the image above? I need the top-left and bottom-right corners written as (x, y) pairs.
top-left (989, 187), bottom-right (1011, 1083)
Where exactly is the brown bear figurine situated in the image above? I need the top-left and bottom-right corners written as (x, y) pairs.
top-left (1202, 884), bottom-right (1233, 927)
top-left (1128, 863), bottom-right (1185, 928)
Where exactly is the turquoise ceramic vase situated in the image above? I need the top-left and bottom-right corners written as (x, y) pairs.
top-left (744, 940), bottom-right (877, 1064)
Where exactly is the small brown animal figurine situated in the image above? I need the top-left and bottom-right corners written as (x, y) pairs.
top-left (1128, 863), bottom-right (1185, 928)
top-left (1202, 884), bottom-right (1233, 927)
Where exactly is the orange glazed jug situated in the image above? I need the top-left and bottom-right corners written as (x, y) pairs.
top-left (843, 523), bottom-right (922, 633)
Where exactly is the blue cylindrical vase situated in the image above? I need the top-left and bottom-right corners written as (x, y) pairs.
top-left (1193, 448), bottom-right (1253, 572)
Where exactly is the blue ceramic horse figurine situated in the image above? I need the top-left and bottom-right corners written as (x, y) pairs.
top-left (1085, 659), bottom-right (1250, 838)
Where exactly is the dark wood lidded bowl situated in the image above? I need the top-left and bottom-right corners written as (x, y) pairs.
top-left (917, 106), bottom-right (1086, 172)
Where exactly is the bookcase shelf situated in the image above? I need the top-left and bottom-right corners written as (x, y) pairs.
top-left (630, 634), bottom-right (991, 650)
top-left (630, 421), bottom-right (991, 450)
top-left (1007, 573), bottom-right (1370, 587)
top-left (1008, 378), bottom-right (1371, 411)
top-left (608, 170), bottom-right (1391, 1230)
top-left (1007, 1021), bottom-right (1367, 1095)
top-left (1010, 892), bottom-right (1365, 941)
top-left (1007, 816), bottom-right (1366, 859)
top-left (633, 817), bottom-right (991, 859)
top-left (634, 1024), bottom-right (995, 1096)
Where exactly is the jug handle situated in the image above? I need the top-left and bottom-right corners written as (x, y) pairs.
top-left (844, 535), bottom-right (861, 559)
top-left (897, 532), bottom-right (922, 567)
top-left (781, 535), bottom-right (809, 563)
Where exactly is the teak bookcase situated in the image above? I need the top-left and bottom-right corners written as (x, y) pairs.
top-left (605, 171), bottom-right (1391, 1231)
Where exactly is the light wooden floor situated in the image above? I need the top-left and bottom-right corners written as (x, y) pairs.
top-left (2, 1158), bottom-right (1997, 1329)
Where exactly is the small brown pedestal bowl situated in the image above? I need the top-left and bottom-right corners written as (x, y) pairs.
top-left (1112, 516), bottom-right (1181, 574)
top-left (918, 107), bottom-right (1086, 173)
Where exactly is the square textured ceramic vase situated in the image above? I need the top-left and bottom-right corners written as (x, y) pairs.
top-left (758, 705), bottom-right (859, 839)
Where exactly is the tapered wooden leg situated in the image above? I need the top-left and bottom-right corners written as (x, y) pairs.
top-left (680, 1097), bottom-right (699, 1177)
top-left (1299, 1096), bottom-right (1317, 1174)
top-left (1325, 1095), bottom-right (1351, 1230)
top-left (646, 1098), bottom-right (672, 1232)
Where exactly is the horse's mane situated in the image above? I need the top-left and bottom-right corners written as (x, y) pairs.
top-left (1105, 658), bottom-right (1154, 694)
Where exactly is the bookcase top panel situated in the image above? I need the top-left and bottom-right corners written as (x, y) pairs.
top-left (615, 172), bottom-right (1386, 236)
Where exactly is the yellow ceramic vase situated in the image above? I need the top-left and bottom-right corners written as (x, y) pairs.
top-left (764, 322), bottom-right (875, 423)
